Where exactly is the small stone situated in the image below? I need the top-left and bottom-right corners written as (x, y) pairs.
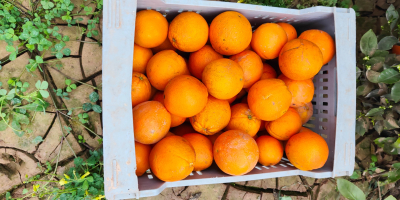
top-left (278, 176), bottom-right (307, 192)
top-left (180, 184), bottom-right (227, 200)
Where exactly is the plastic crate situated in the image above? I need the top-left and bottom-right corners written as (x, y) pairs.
top-left (102, 0), bottom-right (356, 199)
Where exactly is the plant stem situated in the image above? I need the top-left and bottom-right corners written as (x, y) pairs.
top-left (47, 66), bottom-right (98, 90)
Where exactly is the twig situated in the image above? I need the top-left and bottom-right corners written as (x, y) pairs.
top-left (47, 66), bottom-right (98, 89)
top-left (378, 181), bottom-right (381, 200)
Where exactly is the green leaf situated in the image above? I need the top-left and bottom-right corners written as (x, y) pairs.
top-left (387, 169), bottom-right (400, 183)
top-left (371, 155), bottom-right (378, 162)
top-left (350, 171), bottom-right (361, 179)
top-left (39, 90), bottom-right (49, 98)
top-left (70, 84), bottom-right (76, 89)
top-left (11, 120), bottom-right (24, 137)
top-left (279, 196), bottom-right (292, 200)
top-left (62, 48), bottom-right (71, 56)
top-left (6, 45), bottom-right (15, 52)
top-left (13, 113), bottom-right (29, 125)
top-left (35, 56), bottom-right (43, 64)
top-left (366, 70), bottom-right (380, 83)
top-left (55, 43), bottom-right (63, 51)
top-left (56, 52), bottom-right (63, 59)
top-left (32, 136), bottom-right (43, 144)
top-left (89, 92), bottom-right (99, 102)
top-left (66, 86), bottom-right (72, 92)
top-left (22, 188), bottom-right (28, 194)
top-left (0, 89), bottom-right (7, 96)
top-left (365, 108), bottom-right (384, 117)
top-left (40, 81), bottom-right (48, 90)
top-left (62, 35), bottom-right (70, 42)
top-left (30, 29), bottom-right (39, 37)
top-left (0, 121), bottom-right (8, 131)
top-left (65, 79), bottom-right (71, 85)
top-left (337, 178), bottom-right (366, 200)
top-left (92, 105), bottom-right (102, 113)
top-left (393, 163), bottom-right (400, 169)
top-left (9, 52), bottom-right (16, 61)
top-left (386, 4), bottom-right (399, 30)
top-left (360, 30), bottom-right (378, 56)
top-left (82, 103), bottom-right (92, 111)
top-left (35, 80), bottom-right (41, 89)
top-left (74, 157), bottom-right (83, 167)
top-left (384, 195), bottom-right (396, 200)
top-left (391, 82), bottom-right (400, 103)
top-left (23, 82), bottom-right (29, 88)
top-left (378, 68), bottom-right (400, 84)
top-left (82, 180), bottom-right (89, 190)
top-left (378, 36), bottom-right (398, 50)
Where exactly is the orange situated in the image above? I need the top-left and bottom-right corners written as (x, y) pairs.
top-left (226, 103), bottom-right (261, 137)
top-left (279, 39), bottom-right (323, 81)
top-left (298, 30), bottom-right (335, 65)
top-left (188, 45), bottom-right (223, 79)
top-left (135, 10), bottom-right (168, 48)
top-left (133, 44), bottom-right (153, 73)
top-left (214, 130), bottom-right (259, 175)
top-left (135, 141), bottom-right (152, 176)
top-left (393, 44), bottom-right (400, 55)
top-left (164, 75), bottom-right (208, 117)
top-left (248, 79), bottom-right (292, 121)
top-left (152, 92), bottom-right (186, 127)
top-left (202, 58), bottom-right (244, 100)
top-left (149, 136), bottom-right (195, 181)
top-left (190, 96), bottom-right (231, 135)
top-left (152, 37), bottom-right (176, 54)
top-left (182, 133), bottom-right (213, 171)
top-left (131, 72), bottom-right (152, 107)
top-left (299, 127), bottom-right (312, 133)
top-left (251, 23), bottom-right (288, 60)
top-left (168, 12), bottom-right (209, 52)
top-left (256, 135), bottom-right (283, 166)
top-left (293, 102), bottom-right (313, 125)
top-left (278, 74), bottom-right (314, 107)
top-left (260, 63), bottom-right (277, 80)
top-left (286, 131), bottom-right (329, 171)
top-left (266, 107), bottom-right (302, 141)
top-left (132, 101), bottom-right (171, 144)
top-left (146, 50), bottom-right (189, 90)
top-left (230, 50), bottom-right (263, 88)
top-left (170, 122), bottom-right (197, 136)
top-left (277, 23), bottom-right (297, 41)
top-left (210, 11), bottom-right (252, 55)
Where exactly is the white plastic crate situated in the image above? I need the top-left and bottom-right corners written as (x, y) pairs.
top-left (102, 0), bottom-right (356, 199)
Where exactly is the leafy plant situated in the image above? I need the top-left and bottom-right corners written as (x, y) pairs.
top-left (6, 149), bottom-right (105, 200)
top-left (0, 80), bottom-right (49, 136)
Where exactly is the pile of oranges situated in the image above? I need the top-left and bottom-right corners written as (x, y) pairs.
top-left (132, 9), bottom-right (335, 182)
